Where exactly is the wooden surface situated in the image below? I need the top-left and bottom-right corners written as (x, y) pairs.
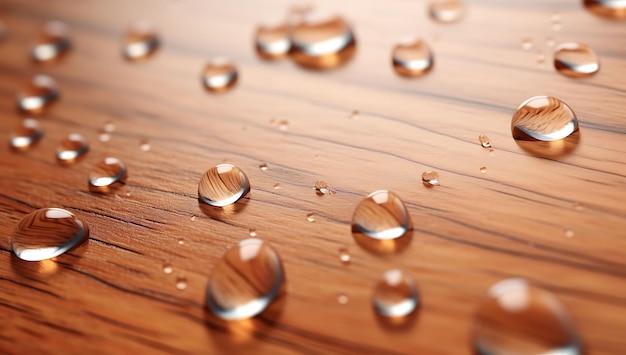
top-left (1, 0), bottom-right (625, 354)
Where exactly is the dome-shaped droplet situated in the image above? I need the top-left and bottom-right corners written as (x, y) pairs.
top-left (12, 208), bottom-right (89, 261)
top-left (554, 43), bottom-right (600, 78)
top-left (352, 190), bottom-right (412, 240)
top-left (473, 278), bottom-right (582, 355)
top-left (206, 238), bottom-right (285, 320)
top-left (392, 38), bottom-right (434, 77)
top-left (373, 269), bottom-right (419, 317)
top-left (584, 0), bottom-right (626, 20)
top-left (421, 171), bottom-right (440, 187)
top-left (201, 58), bottom-right (238, 93)
top-left (17, 74), bottom-right (59, 114)
top-left (478, 134), bottom-right (491, 148)
top-left (289, 14), bottom-right (356, 70)
top-left (255, 23), bottom-right (291, 60)
top-left (428, 0), bottom-right (466, 23)
top-left (512, 96), bottom-right (578, 142)
top-left (123, 21), bottom-right (159, 61)
top-left (89, 157), bottom-right (128, 193)
top-left (56, 133), bottom-right (89, 163)
top-left (10, 118), bottom-right (43, 150)
top-left (198, 164), bottom-right (250, 207)
top-left (32, 20), bottom-right (71, 62)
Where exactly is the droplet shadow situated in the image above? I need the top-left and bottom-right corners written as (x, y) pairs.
top-left (10, 238), bottom-right (89, 277)
top-left (513, 129), bottom-right (580, 158)
top-left (352, 227), bottom-right (413, 255)
top-left (198, 197), bottom-right (250, 218)
top-left (374, 305), bottom-right (421, 332)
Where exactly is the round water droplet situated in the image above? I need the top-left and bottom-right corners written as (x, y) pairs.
top-left (473, 278), bottom-right (581, 355)
top-left (512, 96), bottom-right (578, 142)
top-left (273, 183), bottom-right (281, 189)
top-left (352, 190), bottom-right (412, 240)
top-left (392, 38), bottom-right (434, 77)
top-left (289, 14), bottom-right (356, 70)
top-left (176, 276), bottom-right (188, 290)
top-left (521, 37), bottom-right (533, 51)
top-left (249, 228), bottom-right (257, 237)
top-left (89, 157), bottom-right (128, 193)
top-left (278, 120), bottom-right (289, 131)
top-left (478, 134), bottom-right (491, 148)
top-left (428, 0), bottom-right (466, 23)
top-left (17, 74), bottom-right (59, 114)
top-left (259, 163), bottom-right (268, 171)
top-left (191, 215), bottom-right (197, 221)
top-left (373, 269), bottom-right (419, 317)
top-left (139, 140), bottom-right (151, 151)
top-left (337, 293), bottom-right (349, 305)
top-left (178, 239), bottom-right (185, 246)
top-left (584, 0), bottom-right (626, 19)
top-left (31, 21), bottom-right (71, 62)
top-left (202, 58), bottom-right (238, 93)
top-left (480, 166), bottom-right (487, 173)
top-left (98, 133), bottom-right (111, 142)
top-left (12, 208), bottom-right (89, 261)
top-left (103, 121), bottom-right (115, 133)
top-left (198, 164), bottom-right (250, 207)
top-left (255, 23), bottom-right (291, 60)
top-left (314, 181), bottom-right (336, 195)
top-left (306, 213), bottom-right (316, 222)
top-left (10, 118), bottom-right (43, 150)
top-left (565, 229), bottom-right (575, 238)
top-left (422, 171), bottom-right (440, 187)
top-left (56, 133), bottom-right (89, 163)
top-left (163, 262), bottom-right (173, 274)
top-left (338, 247), bottom-right (350, 264)
top-left (206, 238), bottom-right (285, 320)
top-left (554, 43), bottom-right (599, 78)
top-left (547, 37), bottom-right (556, 47)
top-left (123, 21), bottom-right (159, 61)
top-left (536, 53), bottom-right (546, 65)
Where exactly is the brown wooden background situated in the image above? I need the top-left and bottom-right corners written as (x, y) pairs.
top-left (1, 0), bottom-right (625, 354)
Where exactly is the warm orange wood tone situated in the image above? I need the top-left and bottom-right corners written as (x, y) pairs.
top-left (1, 0), bottom-right (625, 354)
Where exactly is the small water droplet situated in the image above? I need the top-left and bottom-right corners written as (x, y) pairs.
top-left (306, 213), bottom-right (315, 222)
top-left (123, 21), bottom-right (159, 61)
top-left (337, 293), bottom-right (349, 305)
top-left (392, 38), bottom-right (434, 77)
top-left (273, 183), bottom-right (281, 189)
top-left (259, 163), bottom-right (268, 171)
top-left (584, 0), bottom-right (626, 20)
top-left (17, 74), bottom-right (59, 114)
top-left (178, 239), bottom-right (185, 246)
top-left (125, 192), bottom-right (131, 197)
top-left (428, 0), bottom-right (466, 23)
top-left (422, 171), bottom-right (440, 187)
top-left (314, 181), bottom-right (336, 195)
top-left (573, 202), bottom-right (583, 211)
top-left (521, 37), bottom-right (533, 51)
top-left (554, 42), bottom-right (599, 78)
top-left (338, 247), bottom-right (350, 264)
top-left (198, 164), bottom-right (250, 207)
top-left (373, 269), bottom-right (419, 317)
top-left (473, 278), bottom-right (581, 355)
top-left (512, 96), bottom-right (579, 142)
top-left (98, 133), bottom-right (111, 142)
top-left (139, 140), bottom-right (151, 151)
top-left (176, 276), bottom-right (188, 290)
top-left (547, 37), bottom-right (556, 47)
top-left (536, 52), bottom-right (546, 65)
top-left (191, 215), bottom-right (197, 221)
top-left (349, 110), bottom-right (360, 120)
top-left (163, 262), bottom-right (173, 274)
top-left (206, 238), bottom-right (285, 320)
top-left (89, 157), bottom-right (128, 193)
top-left (278, 120), bottom-right (289, 131)
top-left (202, 58), bottom-right (238, 93)
top-left (255, 23), bottom-right (291, 60)
top-left (478, 134), bottom-right (491, 148)
top-left (32, 21), bottom-right (71, 62)
top-left (103, 121), bottom-right (115, 133)
top-left (249, 228), bottom-right (257, 237)
top-left (352, 190), bottom-right (412, 240)
top-left (480, 166), bottom-right (487, 173)
top-left (10, 118), bottom-right (43, 150)
top-left (565, 229), bottom-right (575, 238)
top-left (56, 133), bottom-right (89, 163)
top-left (12, 208), bottom-right (89, 261)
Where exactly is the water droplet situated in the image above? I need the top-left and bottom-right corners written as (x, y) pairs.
top-left (521, 37), bottom-right (533, 51)
top-left (349, 110), bottom-right (360, 120)
top-left (259, 163), bottom-right (268, 171)
top-left (123, 21), bottom-right (159, 61)
top-left (584, 0), bottom-right (626, 20)
top-left (473, 278), bottom-right (581, 355)
top-left (255, 23), bottom-right (291, 60)
top-left (480, 166), bottom-right (487, 173)
top-left (103, 121), bottom-right (115, 133)
top-left (12, 208), bottom-right (89, 261)
top-left (191, 215), bottom-right (197, 221)
top-left (89, 157), bottom-right (128, 193)
top-left (512, 96), bottom-right (578, 142)
top-left (536, 53), bottom-right (546, 65)
top-left (32, 21), bottom-right (71, 62)
top-left (176, 276), bottom-right (188, 290)
top-left (428, 0), bottom-right (466, 23)
top-left (573, 202), bottom-right (583, 211)
top-left (139, 140), bottom-right (151, 151)
top-left (547, 37), bottom-right (556, 47)
top-left (352, 190), bottom-right (412, 240)
top-left (124, 192), bottom-right (132, 197)
top-left (373, 269), bottom-right (419, 317)
top-left (289, 13), bottom-right (356, 70)
top-left (278, 120), bottom-right (289, 131)
top-left (273, 183), bottom-right (281, 189)
top-left (178, 239), bottom-right (185, 246)
top-left (337, 293), bottom-right (349, 305)
top-left (392, 38), bottom-right (434, 77)
top-left (249, 228), bottom-right (257, 237)
top-left (163, 262), bottom-right (173, 274)
top-left (565, 229), bottom-right (575, 238)
top-left (314, 181), bottom-right (336, 196)
top-left (421, 171), bottom-right (440, 187)
top-left (56, 133), bottom-right (89, 163)
top-left (554, 43), bottom-right (599, 78)
top-left (98, 133), bottom-right (111, 142)
top-left (338, 247), bottom-right (350, 264)
top-left (206, 238), bottom-right (285, 320)
top-left (306, 213), bottom-right (315, 222)
top-left (198, 164), bottom-right (250, 207)
top-left (17, 74), bottom-right (59, 114)
top-left (478, 134), bottom-right (491, 148)
top-left (9, 118), bottom-right (43, 150)
top-left (202, 58), bottom-right (238, 93)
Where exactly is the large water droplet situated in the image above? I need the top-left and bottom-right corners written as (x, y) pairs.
top-left (123, 21), bottom-right (159, 61)
top-left (255, 23), bottom-right (291, 60)
top-left (422, 171), bottom-right (440, 187)
top-left (202, 58), bottom-right (238, 93)
top-left (352, 190), bottom-right (412, 240)
top-left (554, 43), bottom-right (600, 78)
top-left (56, 133), bottom-right (89, 163)
top-left (198, 164), bottom-right (250, 207)
top-left (290, 14), bottom-right (356, 70)
top-left (584, 0), bottom-right (626, 19)
top-left (17, 74), bottom-right (59, 114)
top-left (206, 238), bottom-right (285, 320)
top-left (473, 278), bottom-right (582, 355)
top-left (12, 208), bottom-right (89, 261)
top-left (428, 0), bottom-right (466, 23)
top-left (32, 21), bottom-right (71, 62)
top-left (89, 157), bottom-right (128, 193)
top-left (392, 38), bottom-right (434, 77)
top-left (10, 118), bottom-right (43, 150)
top-left (373, 269), bottom-right (419, 318)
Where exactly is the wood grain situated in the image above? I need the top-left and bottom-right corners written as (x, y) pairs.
top-left (1, 0), bottom-right (625, 354)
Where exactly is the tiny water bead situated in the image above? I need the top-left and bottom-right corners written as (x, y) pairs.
top-left (17, 74), bottom-right (59, 114)
top-left (98, 133), bottom-right (111, 143)
top-left (521, 37), bottom-right (533, 51)
top-left (273, 183), bottom-right (282, 189)
top-left (480, 166), bottom-right (487, 173)
top-left (56, 133), bottom-right (89, 163)
top-left (278, 120), bottom-right (289, 131)
top-left (338, 247), bottom-right (350, 264)
top-left (511, 96), bottom-right (579, 142)
top-left (176, 276), bottom-right (188, 290)
top-left (314, 181), bottom-right (336, 195)
top-left (478, 134), bottom-right (491, 148)
top-left (202, 58), bottom-right (238, 93)
top-left (352, 190), bottom-right (412, 240)
top-left (198, 164), bottom-right (250, 207)
top-left (32, 21), bottom-right (71, 62)
top-left (289, 14), bottom-right (356, 70)
top-left (9, 118), bottom-right (43, 150)
top-left (373, 269), bottom-right (419, 318)
top-left (473, 278), bottom-right (581, 355)
top-left (392, 38), bottom-right (434, 77)
top-left (428, 0), bottom-right (466, 23)
top-left (565, 229), bottom-right (575, 238)
top-left (206, 238), bottom-right (285, 320)
top-left (421, 171), bottom-right (440, 187)
top-left (547, 37), bottom-right (556, 47)
top-left (123, 21), bottom-right (159, 61)
top-left (88, 157), bottom-right (128, 193)
top-left (163, 262), bottom-right (173, 274)
top-left (337, 293), bottom-right (349, 305)
top-left (178, 239), bottom-right (185, 246)
top-left (12, 208), bottom-right (89, 261)
top-left (255, 23), bottom-right (291, 60)
top-left (584, 0), bottom-right (626, 20)
top-left (139, 140), bottom-right (151, 151)
top-left (306, 213), bottom-right (316, 222)
top-left (103, 121), bottom-right (115, 133)
top-left (259, 163), bottom-right (268, 171)
top-left (554, 43), bottom-right (600, 78)
top-left (249, 228), bottom-right (257, 237)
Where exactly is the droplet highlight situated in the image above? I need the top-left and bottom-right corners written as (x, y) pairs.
top-left (480, 166), bottom-right (487, 173)
top-left (163, 262), bottom-right (173, 274)
top-left (428, 0), bottom-right (466, 23)
top-left (32, 21), bottom-right (71, 62)
top-left (314, 181), bottom-right (336, 195)
top-left (176, 276), bottom-right (188, 290)
top-left (278, 120), bottom-right (289, 131)
top-left (17, 74), bottom-right (59, 114)
top-left (306, 213), bottom-right (316, 222)
top-left (202, 58), bottom-right (238, 93)
top-left (554, 43), bottom-right (600, 78)
top-left (392, 38), bottom-right (434, 77)
top-left (478, 134), bottom-right (491, 148)
top-left (139, 140), bottom-right (151, 152)
top-left (249, 228), bottom-right (257, 237)
top-left (56, 133), bottom-right (89, 163)
top-left (123, 21), bottom-right (159, 61)
top-left (255, 23), bottom-right (291, 60)
top-left (584, 0), bottom-right (626, 20)
top-left (338, 247), bottom-right (350, 264)
top-left (352, 190), bottom-right (412, 240)
top-left (422, 171), bottom-right (440, 187)
top-left (337, 293), bottom-right (349, 305)
top-left (10, 118), bottom-right (43, 150)
top-left (89, 157), bottom-right (128, 193)
top-left (198, 164), bottom-right (250, 207)
top-left (259, 163), bottom-right (268, 171)
top-left (521, 37), bottom-right (533, 51)
top-left (373, 269), bottom-right (419, 317)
